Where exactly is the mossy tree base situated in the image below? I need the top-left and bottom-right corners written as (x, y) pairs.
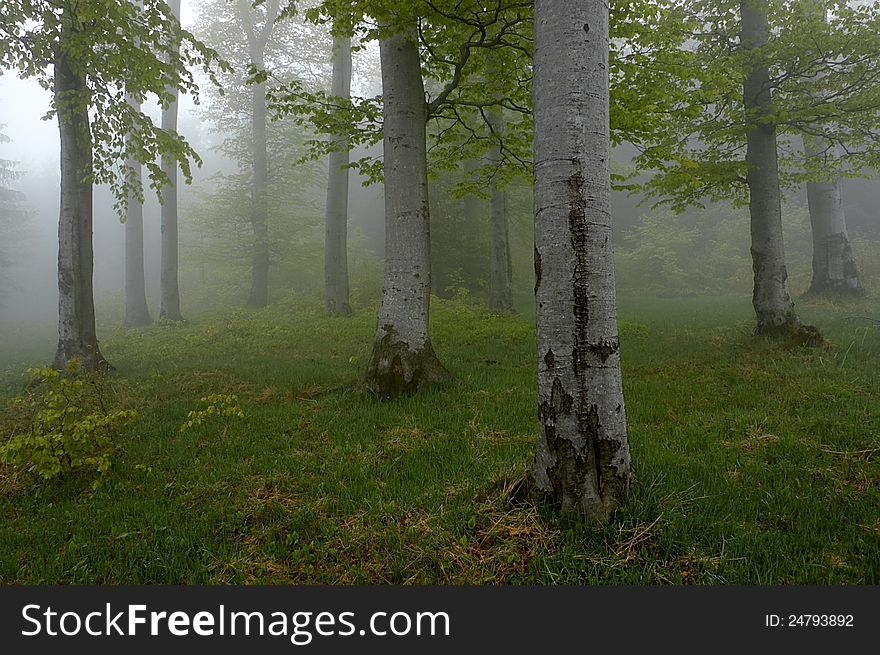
top-left (508, 468), bottom-right (633, 524)
top-left (325, 300), bottom-right (353, 317)
top-left (53, 341), bottom-right (110, 373)
top-left (363, 327), bottom-right (452, 398)
top-left (804, 279), bottom-right (865, 299)
top-left (755, 318), bottom-right (824, 348)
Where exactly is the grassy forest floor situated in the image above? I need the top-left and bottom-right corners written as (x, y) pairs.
top-left (0, 293), bottom-right (878, 584)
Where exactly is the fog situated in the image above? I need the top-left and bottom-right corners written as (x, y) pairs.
top-left (2, 1), bottom-right (880, 363)
top-left (0, 4), bottom-right (387, 352)
top-left (3, 0), bottom-right (880, 593)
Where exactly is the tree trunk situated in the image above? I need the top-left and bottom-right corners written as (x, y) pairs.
top-left (487, 106), bottom-right (513, 313)
top-left (124, 94), bottom-right (152, 327)
top-left (363, 25), bottom-right (451, 397)
top-left (741, 0), bottom-right (815, 341)
top-left (803, 138), bottom-right (863, 296)
top-left (324, 34), bottom-right (353, 315)
top-left (246, 51), bottom-right (270, 308)
top-left (160, 0), bottom-right (183, 321)
top-left (524, 0), bottom-right (633, 520)
top-left (53, 22), bottom-right (107, 371)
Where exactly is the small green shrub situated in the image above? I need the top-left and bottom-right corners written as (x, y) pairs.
top-left (0, 360), bottom-right (136, 485)
top-left (180, 394), bottom-right (245, 432)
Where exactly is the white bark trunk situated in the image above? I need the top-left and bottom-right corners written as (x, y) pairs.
top-left (363, 25), bottom-right (450, 397)
top-left (53, 18), bottom-right (107, 371)
top-left (246, 51), bottom-right (270, 308)
top-left (803, 139), bottom-right (863, 296)
top-left (526, 0), bottom-right (633, 520)
top-left (325, 34), bottom-right (353, 315)
top-left (243, 0), bottom-right (278, 309)
top-left (160, 0), bottom-right (183, 321)
top-left (741, 0), bottom-right (815, 341)
top-left (124, 94), bottom-right (152, 327)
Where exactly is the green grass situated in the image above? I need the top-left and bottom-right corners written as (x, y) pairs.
top-left (0, 293), bottom-right (878, 584)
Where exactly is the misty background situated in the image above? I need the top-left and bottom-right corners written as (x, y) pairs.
top-left (2, 1), bottom-right (880, 360)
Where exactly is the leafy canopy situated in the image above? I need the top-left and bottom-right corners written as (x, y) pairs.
top-left (0, 0), bottom-right (231, 215)
top-left (636, 0), bottom-right (880, 210)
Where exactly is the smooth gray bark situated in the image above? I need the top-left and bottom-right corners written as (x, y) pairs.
top-left (803, 139), bottom-right (863, 296)
top-left (741, 0), bottom-right (810, 339)
top-left (243, 0), bottom-right (278, 309)
top-left (363, 26), bottom-right (451, 397)
top-left (124, 94), bottom-right (152, 327)
top-left (160, 0), bottom-right (183, 321)
top-left (53, 20), bottom-right (107, 371)
top-left (525, 0), bottom-right (633, 520)
top-left (324, 34), bottom-right (353, 315)
top-left (486, 106), bottom-right (513, 313)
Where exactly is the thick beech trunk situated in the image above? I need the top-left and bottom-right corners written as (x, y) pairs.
top-left (124, 95), bottom-right (152, 327)
top-left (160, 0), bottom-right (183, 321)
top-left (803, 139), bottom-right (863, 296)
top-left (324, 34), bottom-right (353, 315)
top-left (363, 26), bottom-right (450, 397)
top-left (524, 0), bottom-right (633, 520)
top-left (53, 26), bottom-right (107, 371)
top-left (741, 0), bottom-right (816, 341)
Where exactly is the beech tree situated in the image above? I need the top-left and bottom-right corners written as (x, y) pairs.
top-left (283, 1), bottom-right (531, 396)
top-left (639, 0), bottom-right (880, 334)
top-left (160, 0), bottom-right (185, 322)
top-left (486, 101), bottom-right (513, 313)
top-left (0, 0), bottom-right (226, 369)
top-left (740, 0), bottom-right (803, 336)
top-left (241, 0), bottom-right (281, 309)
top-left (124, 94), bottom-right (152, 327)
top-left (324, 28), bottom-right (353, 315)
top-left (195, 0), bottom-right (331, 308)
top-left (799, 0), bottom-right (863, 297)
top-left (803, 138), bottom-right (863, 296)
top-left (523, 0), bottom-right (634, 520)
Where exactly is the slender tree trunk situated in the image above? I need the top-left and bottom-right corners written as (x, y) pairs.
top-left (246, 51), bottom-right (270, 308)
top-left (124, 94), bottom-right (152, 327)
top-left (523, 0), bottom-right (633, 520)
top-left (741, 0), bottom-right (818, 343)
top-left (53, 22), bottom-right (107, 371)
top-left (487, 107), bottom-right (513, 313)
top-left (160, 0), bottom-right (183, 321)
top-left (803, 138), bottom-right (863, 296)
top-left (324, 34), bottom-right (353, 315)
top-left (363, 25), bottom-right (451, 397)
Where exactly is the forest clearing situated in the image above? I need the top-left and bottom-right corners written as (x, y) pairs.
top-left (1, 0), bottom-right (880, 620)
top-left (2, 293), bottom-right (877, 584)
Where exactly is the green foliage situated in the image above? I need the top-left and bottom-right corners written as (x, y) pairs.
top-left (180, 394), bottom-right (245, 432)
top-left (0, 361), bottom-right (136, 485)
top-left (0, 0), bottom-right (231, 216)
top-left (637, 0), bottom-right (880, 209)
top-left (615, 202), bottom-right (814, 295)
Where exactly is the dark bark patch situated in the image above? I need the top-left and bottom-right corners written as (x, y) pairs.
top-left (543, 349), bottom-right (555, 369)
top-left (587, 339), bottom-right (618, 363)
top-left (754, 319), bottom-right (824, 348)
top-left (533, 246), bottom-right (542, 294)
